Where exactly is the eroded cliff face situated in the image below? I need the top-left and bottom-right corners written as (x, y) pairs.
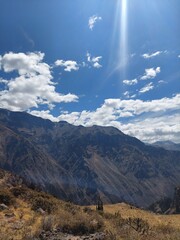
top-left (0, 108), bottom-right (180, 207)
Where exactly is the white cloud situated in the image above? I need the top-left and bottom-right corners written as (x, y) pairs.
top-left (0, 78), bottom-right (8, 84)
top-left (141, 67), bottom-right (161, 80)
top-left (27, 94), bottom-right (180, 143)
top-left (123, 79), bottom-right (138, 85)
top-left (86, 52), bottom-right (102, 68)
top-left (29, 110), bottom-right (59, 122)
top-left (119, 114), bottom-right (180, 144)
top-left (123, 91), bottom-right (130, 97)
top-left (139, 82), bottom-right (154, 93)
top-left (0, 52), bottom-right (78, 111)
top-left (54, 94), bottom-right (180, 143)
top-left (91, 56), bottom-right (102, 63)
top-left (158, 80), bottom-right (167, 84)
top-left (178, 55), bottom-right (180, 58)
top-left (93, 62), bottom-right (102, 69)
top-left (88, 15), bottom-right (102, 30)
top-left (1, 52), bottom-right (48, 76)
top-left (55, 59), bottom-right (79, 72)
top-left (142, 51), bottom-right (162, 59)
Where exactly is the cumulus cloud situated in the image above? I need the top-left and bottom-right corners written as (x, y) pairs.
top-left (123, 79), bottom-right (138, 85)
top-left (27, 94), bottom-right (180, 143)
top-left (55, 59), bottom-right (79, 72)
top-left (55, 94), bottom-right (180, 143)
top-left (0, 78), bottom-right (8, 84)
top-left (1, 52), bottom-right (47, 76)
top-left (0, 52), bottom-right (78, 111)
top-left (29, 110), bottom-right (59, 122)
top-left (88, 15), bottom-right (102, 30)
top-left (142, 51), bottom-right (162, 59)
top-left (139, 82), bottom-right (154, 93)
top-left (119, 114), bottom-right (180, 144)
top-left (141, 67), bottom-right (161, 80)
top-left (87, 52), bottom-right (102, 68)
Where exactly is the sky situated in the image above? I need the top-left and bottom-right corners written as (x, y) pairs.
top-left (0, 0), bottom-right (180, 143)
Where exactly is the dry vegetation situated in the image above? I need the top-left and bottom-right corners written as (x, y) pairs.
top-left (0, 179), bottom-right (104, 239)
top-left (90, 203), bottom-right (180, 240)
top-left (0, 169), bottom-right (180, 240)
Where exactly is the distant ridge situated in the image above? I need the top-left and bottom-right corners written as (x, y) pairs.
top-left (151, 141), bottom-right (180, 151)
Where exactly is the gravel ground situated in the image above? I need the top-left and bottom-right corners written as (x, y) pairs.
top-left (38, 230), bottom-right (106, 240)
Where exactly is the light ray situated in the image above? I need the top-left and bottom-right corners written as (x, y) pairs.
top-left (119, 0), bottom-right (128, 76)
top-left (107, 0), bottom-right (129, 80)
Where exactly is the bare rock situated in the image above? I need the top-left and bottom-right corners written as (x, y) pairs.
top-left (0, 203), bottom-right (9, 211)
top-left (37, 207), bottom-right (46, 215)
top-left (4, 212), bottom-right (15, 218)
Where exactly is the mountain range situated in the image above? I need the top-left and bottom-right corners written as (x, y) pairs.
top-left (151, 141), bottom-right (180, 151)
top-left (0, 108), bottom-right (179, 207)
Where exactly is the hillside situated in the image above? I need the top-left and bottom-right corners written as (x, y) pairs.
top-left (0, 168), bottom-right (105, 239)
top-left (0, 168), bottom-right (180, 240)
top-left (0, 108), bottom-right (180, 207)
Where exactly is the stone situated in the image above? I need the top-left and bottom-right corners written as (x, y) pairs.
top-left (4, 212), bottom-right (15, 218)
top-left (37, 207), bottom-right (46, 215)
top-left (0, 203), bottom-right (9, 211)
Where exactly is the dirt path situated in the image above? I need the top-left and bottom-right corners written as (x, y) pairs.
top-left (39, 231), bottom-right (106, 240)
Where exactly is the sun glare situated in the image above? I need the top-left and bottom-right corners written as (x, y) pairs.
top-left (119, 0), bottom-right (128, 73)
top-left (108, 0), bottom-right (128, 79)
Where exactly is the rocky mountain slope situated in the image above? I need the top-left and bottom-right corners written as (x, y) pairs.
top-left (148, 186), bottom-right (180, 214)
top-left (0, 108), bottom-right (180, 207)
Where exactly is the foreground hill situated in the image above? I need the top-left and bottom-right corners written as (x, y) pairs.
top-left (0, 108), bottom-right (180, 207)
top-left (0, 168), bottom-right (180, 240)
top-left (0, 168), bottom-right (105, 239)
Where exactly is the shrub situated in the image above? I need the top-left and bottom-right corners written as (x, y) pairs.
top-left (41, 215), bottom-right (55, 231)
top-left (10, 186), bottom-right (27, 198)
top-left (0, 189), bottom-right (15, 206)
top-left (126, 217), bottom-right (150, 235)
top-left (62, 220), bottom-right (102, 235)
top-left (0, 169), bottom-right (5, 179)
top-left (83, 206), bottom-right (93, 214)
top-left (31, 196), bottom-right (55, 214)
top-left (57, 210), bottom-right (104, 235)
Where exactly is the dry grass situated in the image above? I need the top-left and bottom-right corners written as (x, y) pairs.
top-left (90, 203), bottom-right (180, 240)
top-left (99, 203), bottom-right (180, 229)
top-left (0, 169), bottom-right (180, 240)
top-left (0, 185), bottom-right (104, 239)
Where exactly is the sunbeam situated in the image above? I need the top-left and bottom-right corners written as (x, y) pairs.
top-left (107, 0), bottom-right (128, 80)
top-left (119, 0), bottom-right (128, 77)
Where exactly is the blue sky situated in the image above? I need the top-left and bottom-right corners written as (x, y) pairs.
top-left (0, 0), bottom-right (180, 143)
